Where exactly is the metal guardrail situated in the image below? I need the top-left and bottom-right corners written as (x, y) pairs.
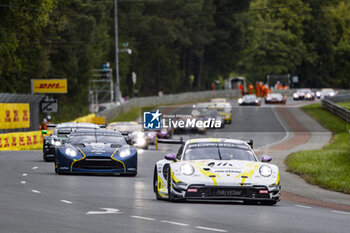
top-left (99, 89), bottom-right (240, 122)
top-left (321, 95), bottom-right (350, 124)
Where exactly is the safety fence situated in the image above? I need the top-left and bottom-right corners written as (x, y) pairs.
top-left (99, 89), bottom-right (240, 122)
top-left (321, 94), bottom-right (350, 124)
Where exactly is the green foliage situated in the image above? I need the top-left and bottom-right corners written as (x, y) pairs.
top-left (1, 0), bottom-right (350, 121)
top-left (286, 103), bottom-right (350, 194)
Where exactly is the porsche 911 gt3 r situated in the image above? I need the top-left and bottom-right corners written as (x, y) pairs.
top-left (55, 129), bottom-right (137, 176)
top-left (153, 138), bottom-right (280, 205)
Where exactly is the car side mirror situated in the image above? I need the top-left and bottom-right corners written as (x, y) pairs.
top-left (41, 130), bottom-right (47, 135)
top-left (165, 153), bottom-right (177, 162)
top-left (261, 155), bottom-right (272, 163)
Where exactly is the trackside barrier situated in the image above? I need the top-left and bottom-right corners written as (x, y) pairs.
top-left (322, 98), bottom-right (350, 124)
top-left (0, 130), bottom-right (52, 151)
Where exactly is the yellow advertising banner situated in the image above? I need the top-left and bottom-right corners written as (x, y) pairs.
top-left (32, 79), bottom-right (67, 94)
top-left (0, 103), bottom-right (30, 129)
top-left (0, 131), bottom-right (47, 151)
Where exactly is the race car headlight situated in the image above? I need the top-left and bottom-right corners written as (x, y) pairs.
top-left (255, 99), bottom-right (259, 103)
top-left (306, 93), bottom-right (311, 98)
top-left (259, 165), bottom-right (272, 177)
top-left (330, 92), bottom-right (335, 97)
top-left (180, 163), bottom-right (195, 176)
top-left (54, 140), bottom-right (61, 146)
top-left (293, 93), bottom-right (298, 98)
top-left (238, 98), bottom-right (243, 104)
top-left (119, 148), bottom-right (131, 157)
top-left (316, 91), bottom-right (321, 97)
top-left (65, 148), bottom-right (77, 157)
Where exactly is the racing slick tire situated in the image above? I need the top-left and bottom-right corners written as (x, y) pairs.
top-left (153, 166), bottom-right (162, 200)
top-left (167, 169), bottom-right (185, 202)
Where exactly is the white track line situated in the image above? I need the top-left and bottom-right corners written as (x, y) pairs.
top-left (295, 205), bottom-right (312, 209)
top-left (195, 226), bottom-right (228, 232)
top-left (255, 107), bottom-right (290, 151)
top-left (22, 173), bottom-right (27, 177)
top-left (31, 190), bottom-right (40, 194)
top-left (160, 220), bottom-right (189, 226)
top-left (20, 181), bottom-right (26, 184)
top-left (60, 200), bottom-right (73, 204)
top-left (331, 210), bottom-right (350, 215)
top-left (32, 166), bottom-right (38, 170)
top-left (130, 215), bottom-right (156, 221)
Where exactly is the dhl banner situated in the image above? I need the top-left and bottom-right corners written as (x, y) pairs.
top-left (31, 79), bottom-right (67, 94)
top-left (0, 130), bottom-right (52, 151)
top-left (0, 103), bottom-right (30, 129)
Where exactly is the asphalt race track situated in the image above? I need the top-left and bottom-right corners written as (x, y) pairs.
top-left (0, 99), bottom-right (349, 233)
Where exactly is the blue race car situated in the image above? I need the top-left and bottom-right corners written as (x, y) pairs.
top-left (55, 129), bottom-right (137, 176)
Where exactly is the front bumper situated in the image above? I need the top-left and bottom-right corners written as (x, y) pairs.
top-left (172, 184), bottom-right (281, 201)
top-left (43, 144), bottom-right (55, 157)
top-left (57, 154), bottom-right (137, 175)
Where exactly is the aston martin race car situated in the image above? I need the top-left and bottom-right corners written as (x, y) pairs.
top-left (42, 122), bottom-right (101, 162)
top-left (153, 138), bottom-right (280, 205)
top-left (55, 129), bottom-right (137, 176)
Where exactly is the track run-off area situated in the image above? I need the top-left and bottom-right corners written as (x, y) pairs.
top-left (1, 98), bottom-right (349, 233)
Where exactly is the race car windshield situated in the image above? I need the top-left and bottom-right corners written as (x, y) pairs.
top-left (68, 134), bottom-right (126, 145)
top-left (184, 143), bottom-right (256, 161)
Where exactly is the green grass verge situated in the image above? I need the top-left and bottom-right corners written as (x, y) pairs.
top-left (336, 101), bottom-right (350, 110)
top-left (285, 103), bottom-right (350, 194)
top-left (110, 106), bottom-right (155, 122)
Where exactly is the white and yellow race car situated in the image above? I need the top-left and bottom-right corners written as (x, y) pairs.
top-left (153, 138), bottom-right (280, 205)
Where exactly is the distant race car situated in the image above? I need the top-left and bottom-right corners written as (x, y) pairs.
top-left (55, 129), bottom-right (137, 176)
top-left (153, 138), bottom-right (280, 205)
top-left (293, 89), bottom-right (315, 100)
top-left (209, 102), bottom-right (232, 124)
top-left (107, 121), bottom-right (149, 149)
top-left (265, 93), bottom-right (286, 104)
top-left (316, 88), bottom-right (337, 99)
top-left (156, 128), bottom-right (173, 139)
top-left (42, 122), bottom-right (101, 162)
top-left (238, 95), bottom-right (261, 106)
